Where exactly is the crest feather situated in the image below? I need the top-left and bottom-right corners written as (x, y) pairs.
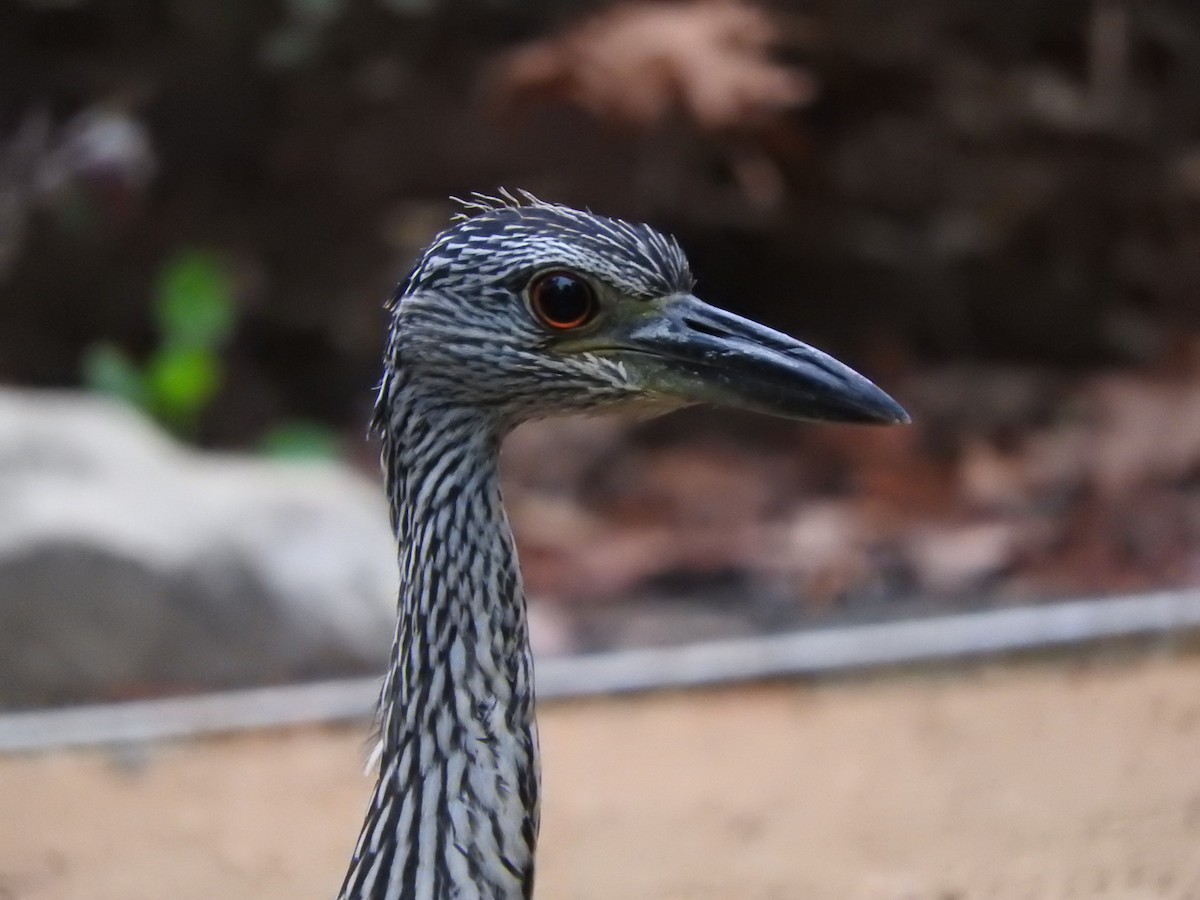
top-left (410, 190), bottom-right (693, 299)
top-left (450, 188), bottom-right (547, 221)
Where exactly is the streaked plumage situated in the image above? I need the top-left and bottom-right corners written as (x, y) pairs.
top-left (338, 192), bottom-right (907, 900)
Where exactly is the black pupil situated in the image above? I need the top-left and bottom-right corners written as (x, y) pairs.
top-left (536, 273), bottom-right (591, 325)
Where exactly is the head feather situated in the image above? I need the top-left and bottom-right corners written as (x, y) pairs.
top-left (409, 192), bottom-right (693, 300)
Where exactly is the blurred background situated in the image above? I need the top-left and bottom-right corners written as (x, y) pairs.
top-left (3, 1), bottom-right (1200, 897)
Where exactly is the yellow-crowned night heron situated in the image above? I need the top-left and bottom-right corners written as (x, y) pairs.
top-left (338, 193), bottom-right (907, 900)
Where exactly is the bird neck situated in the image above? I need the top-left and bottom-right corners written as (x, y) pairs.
top-left (339, 395), bottom-right (539, 900)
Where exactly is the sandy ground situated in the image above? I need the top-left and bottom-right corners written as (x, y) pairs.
top-left (2, 656), bottom-right (1200, 900)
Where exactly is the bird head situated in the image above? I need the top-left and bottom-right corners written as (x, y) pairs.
top-left (383, 194), bottom-right (908, 429)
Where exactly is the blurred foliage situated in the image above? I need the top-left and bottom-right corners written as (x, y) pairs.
top-left (154, 252), bottom-right (236, 349)
top-left (82, 249), bottom-right (340, 455)
top-left (83, 249), bottom-right (234, 435)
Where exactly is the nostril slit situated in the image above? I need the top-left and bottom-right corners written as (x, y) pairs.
top-left (684, 317), bottom-right (729, 339)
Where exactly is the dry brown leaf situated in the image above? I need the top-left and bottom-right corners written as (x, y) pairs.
top-left (495, 1), bottom-right (816, 129)
top-left (762, 502), bottom-right (872, 611)
top-left (510, 493), bottom-right (677, 600)
top-left (1086, 374), bottom-right (1200, 495)
top-left (958, 438), bottom-right (1030, 513)
top-left (904, 521), bottom-right (1021, 596)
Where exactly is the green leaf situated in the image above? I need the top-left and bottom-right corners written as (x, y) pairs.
top-left (145, 346), bottom-right (221, 426)
top-left (259, 421), bottom-right (341, 459)
top-left (81, 344), bottom-right (148, 408)
top-left (154, 250), bottom-right (236, 349)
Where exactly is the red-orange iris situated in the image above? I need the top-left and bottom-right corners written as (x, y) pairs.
top-left (528, 269), bottom-right (598, 331)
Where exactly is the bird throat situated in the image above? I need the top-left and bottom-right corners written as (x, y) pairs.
top-left (339, 395), bottom-right (540, 900)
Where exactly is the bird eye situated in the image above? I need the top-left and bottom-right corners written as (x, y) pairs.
top-left (527, 270), bottom-right (598, 331)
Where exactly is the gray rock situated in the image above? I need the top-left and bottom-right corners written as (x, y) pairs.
top-left (0, 389), bottom-right (398, 706)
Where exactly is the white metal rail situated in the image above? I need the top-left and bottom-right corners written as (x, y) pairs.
top-left (3, 589), bottom-right (1199, 753)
